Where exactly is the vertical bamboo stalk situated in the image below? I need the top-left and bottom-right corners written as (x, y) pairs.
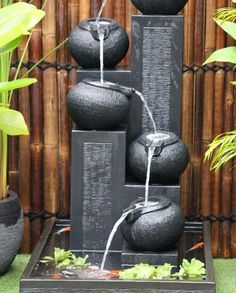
top-left (29, 0), bottom-right (44, 250)
top-left (18, 36), bottom-right (31, 253)
top-left (220, 2), bottom-right (234, 257)
top-left (8, 68), bottom-right (19, 194)
top-left (57, 0), bottom-right (70, 216)
top-left (42, 0), bottom-right (58, 216)
top-left (91, 0), bottom-right (102, 18)
top-left (79, 0), bottom-right (90, 20)
top-left (102, 0), bottom-right (113, 18)
top-left (125, 0), bottom-right (137, 66)
top-left (181, 0), bottom-right (195, 216)
top-left (210, 0), bottom-right (227, 257)
top-left (201, 3), bottom-right (214, 222)
top-left (68, 0), bottom-right (80, 31)
top-left (192, 0), bottom-right (205, 219)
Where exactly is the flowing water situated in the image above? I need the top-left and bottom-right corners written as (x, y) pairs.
top-left (99, 30), bottom-right (105, 83)
top-left (95, 0), bottom-right (107, 83)
top-left (144, 145), bottom-right (156, 206)
top-left (134, 89), bottom-right (157, 134)
top-left (100, 205), bottom-right (143, 271)
top-left (144, 133), bottom-right (170, 206)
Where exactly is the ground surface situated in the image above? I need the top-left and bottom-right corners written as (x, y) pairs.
top-left (0, 256), bottom-right (235, 293)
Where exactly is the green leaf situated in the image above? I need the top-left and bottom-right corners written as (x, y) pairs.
top-left (215, 19), bottom-right (236, 40)
top-left (0, 3), bottom-right (45, 48)
top-left (203, 47), bottom-right (236, 65)
top-left (119, 263), bottom-right (156, 280)
top-left (0, 78), bottom-right (37, 93)
top-left (179, 258), bottom-right (206, 279)
top-left (154, 263), bottom-right (173, 280)
top-left (230, 80), bottom-right (236, 85)
top-left (0, 107), bottom-right (29, 135)
top-left (73, 255), bottom-right (89, 267)
top-left (0, 36), bottom-right (22, 55)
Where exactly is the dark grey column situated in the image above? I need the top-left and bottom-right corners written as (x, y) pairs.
top-left (70, 129), bottom-right (126, 251)
top-left (131, 15), bottom-right (184, 138)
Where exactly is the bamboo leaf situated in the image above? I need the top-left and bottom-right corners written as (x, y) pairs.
top-left (215, 19), bottom-right (236, 40)
top-left (0, 107), bottom-right (29, 135)
top-left (203, 47), bottom-right (236, 65)
top-left (0, 3), bottom-right (45, 48)
top-left (0, 36), bottom-right (22, 55)
top-left (0, 78), bottom-right (37, 93)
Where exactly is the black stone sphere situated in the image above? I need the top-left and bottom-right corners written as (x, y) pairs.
top-left (68, 18), bottom-right (129, 68)
top-left (121, 196), bottom-right (185, 252)
top-left (131, 0), bottom-right (188, 15)
top-left (67, 79), bottom-right (133, 130)
top-left (128, 131), bottom-right (189, 184)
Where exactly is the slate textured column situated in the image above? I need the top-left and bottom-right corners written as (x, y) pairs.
top-left (131, 15), bottom-right (183, 138)
top-left (70, 130), bottom-right (126, 251)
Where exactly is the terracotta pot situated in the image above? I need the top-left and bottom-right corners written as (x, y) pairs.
top-left (0, 191), bottom-right (24, 275)
top-left (68, 18), bottom-right (129, 68)
top-left (128, 131), bottom-right (189, 184)
top-left (131, 0), bottom-right (188, 15)
top-left (67, 79), bottom-right (134, 130)
top-left (121, 196), bottom-right (185, 251)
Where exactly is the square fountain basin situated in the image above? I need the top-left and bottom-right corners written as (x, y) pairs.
top-left (20, 219), bottom-right (215, 293)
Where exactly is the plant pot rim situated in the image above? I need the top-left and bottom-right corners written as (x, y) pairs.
top-left (0, 190), bottom-right (18, 203)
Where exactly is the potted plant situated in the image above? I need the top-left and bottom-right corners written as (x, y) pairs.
top-left (203, 1), bottom-right (236, 170)
top-left (0, 2), bottom-right (46, 275)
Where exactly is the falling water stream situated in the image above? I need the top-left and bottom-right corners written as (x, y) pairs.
top-left (99, 30), bottom-right (105, 83)
top-left (100, 205), bottom-right (142, 271)
top-left (134, 90), bottom-right (157, 134)
top-left (95, 0), bottom-right (167, 271)
top-left (95, 0), bottom-right (107, 83)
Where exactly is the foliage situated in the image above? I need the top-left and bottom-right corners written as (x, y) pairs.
top-left (178, 258), bottom-right (206, 280)
top-left (118, 259), bottom-right (206, 280)
top-left (205, 130), bottom-right (236, 171)
top-left (0, 1), bottom-right (67, 199)
top-left (40, 247), bottom-right (88, 269)
top-left (203, 1), bottom-right (236, 171)
top-left (0, 2), bottom-right (45, 199)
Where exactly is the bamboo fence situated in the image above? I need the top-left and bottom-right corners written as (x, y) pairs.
top-left (8, 0), bottom-right (236, 256)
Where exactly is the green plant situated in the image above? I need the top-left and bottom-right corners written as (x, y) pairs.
top-left (178, 258), bottom-right (206, 280)
top-left (0, 1), bottom-right (67, 199)
top-left (118, 259), bottom-right (206, 280)
top-left (203, 1), bottom-right (236, 170)
top-left (0, 2), bottom-right (44, 200)
top-left (40, 247), bottom-right (89, 269)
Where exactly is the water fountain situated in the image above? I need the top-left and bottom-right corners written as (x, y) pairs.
top-left (20, 1), bottom-right (215, 292)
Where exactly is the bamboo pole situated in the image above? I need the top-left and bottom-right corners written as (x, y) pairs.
top-left (29, 0), bottom-right (44, 250)
top-left (18, 36), bottom-right (31, 253)
top-left (192, 0), bottom-right (205, 219)
top-left (102, 0), bottom-right (113, 19)
top-left (219, 2), bottom-right (235, 256)
top-left (8, 67), bottom-right (19, 193)
top-left (125, 0), bottom-right (137, 66)
top-left (181, 0), bottom-right (195, 216)
top-left (91, 0), bottom-right (102, 18)
top-left (57, 0), bottom-right (70, 216)
top-left (79, 0), bottom-right (90, 21)
top-left (42, 0), bottom-right (58, 216)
